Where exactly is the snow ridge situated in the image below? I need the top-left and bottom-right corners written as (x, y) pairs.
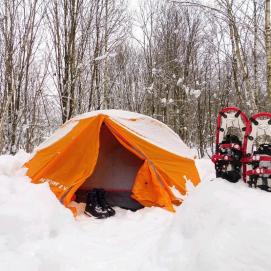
top-left (1, 154), bottom-right (271, 271)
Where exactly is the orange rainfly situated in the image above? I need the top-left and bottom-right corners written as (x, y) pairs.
top-left (24, 110), bottom-right (200, 215)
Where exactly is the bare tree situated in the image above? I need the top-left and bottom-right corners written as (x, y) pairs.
top-left (265, 0), bottom-right (271, 104)
top-left (0, 0), bottom-right (47, 153)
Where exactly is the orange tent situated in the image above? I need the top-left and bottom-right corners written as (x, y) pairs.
top-left (25, 110), bottom-right (200, 214)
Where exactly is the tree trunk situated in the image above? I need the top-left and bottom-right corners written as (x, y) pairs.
top-left (265, 0), bottom-right (271, 104)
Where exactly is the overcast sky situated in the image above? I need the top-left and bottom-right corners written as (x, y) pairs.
top-left (127, 0), bottom-right (141, 10)
top-left (126, 0), bottom-right (143, 42)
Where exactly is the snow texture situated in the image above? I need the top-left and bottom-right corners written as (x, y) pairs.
top-left (177, 77), bottom-right (183, 86)
top-left (1, 152), bottom-right (271, 270)
top-left (94, 52), bottom-right (117, 61)
top-left (39, 110), bottom-right (194, 159)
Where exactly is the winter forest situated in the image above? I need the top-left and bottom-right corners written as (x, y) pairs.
top-left (0, 0), bottom-right (270, 157)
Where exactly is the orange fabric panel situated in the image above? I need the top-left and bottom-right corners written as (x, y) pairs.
top-left (155, 169), bottom-right (182, 206)
top-left (25, 116), bottom-right (104, 202)
top-left (104, 118), bottom-right (200, 195)
top-left (131, 161), bottom-right (174, 212)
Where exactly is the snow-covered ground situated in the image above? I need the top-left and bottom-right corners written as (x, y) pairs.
top-left (1, 152), bottom-right (271, 271)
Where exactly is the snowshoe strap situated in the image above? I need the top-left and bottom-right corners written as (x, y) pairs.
top-left (219, 143), bottom-right (241, 151)
top-left (246, 168), bottom-right (271, 176)
top-left (242, 156), bottom-right (271, 163)
top-left (212, 154), bottom-right (234, 163)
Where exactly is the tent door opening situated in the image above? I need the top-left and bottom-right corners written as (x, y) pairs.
top-left (76, 123), bottom-right (144, 210)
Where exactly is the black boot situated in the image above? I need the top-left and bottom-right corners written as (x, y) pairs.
top-left (96, 189), bottom-right (116, 217)
top-left (84, 189), bottom-right (110, 219)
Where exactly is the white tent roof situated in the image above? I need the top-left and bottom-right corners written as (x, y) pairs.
top-left (38, 110), bottom-right (194, 159)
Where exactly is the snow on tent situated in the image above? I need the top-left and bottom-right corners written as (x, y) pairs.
top-left (24, 110), bottom-right (200, 214)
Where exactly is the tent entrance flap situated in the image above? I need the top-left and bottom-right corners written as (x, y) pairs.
top-left (80, 123), bottom-right (144, 192)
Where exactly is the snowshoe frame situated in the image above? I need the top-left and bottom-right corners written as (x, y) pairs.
top-left (212, 107), bottom-right (251, 182)
top-left (242, 112), bottom-right (271, 190)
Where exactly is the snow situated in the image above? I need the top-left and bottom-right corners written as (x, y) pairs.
top-left (177, 77), bottom-right (183, 86)
top-left (161, 98), bottom-right (167, 104)
top-left (146, 82), bottom-right (154, 92)
top-left (152, 68), bottom-right (157, 74)
top-left (94, 52), bottom-right (117, 61)
top-left (1, 153), bottom-right (271, 270)
top-left (161, 98), bottom-right (174, 105)
top-left (189, 88), bottom-right (201, 98)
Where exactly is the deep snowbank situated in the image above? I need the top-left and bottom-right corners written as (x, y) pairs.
top-left (1, 152), bottom-right (271, 270)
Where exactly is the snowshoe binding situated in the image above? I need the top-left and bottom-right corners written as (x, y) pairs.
top-left (212, 107), bottom-right (251, 183)
top-left (84, 188), bottom-right (115, 218)
top-left (243, 112), bottom-right (271, 191)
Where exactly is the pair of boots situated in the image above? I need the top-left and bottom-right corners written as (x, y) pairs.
top-left (84, 188), bottom-right (115, 219)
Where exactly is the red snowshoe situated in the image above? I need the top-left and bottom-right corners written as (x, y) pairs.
top-left (243, 112), bottom-right (271, 191)
top-left (212, 107), bottom-right (251, 183)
